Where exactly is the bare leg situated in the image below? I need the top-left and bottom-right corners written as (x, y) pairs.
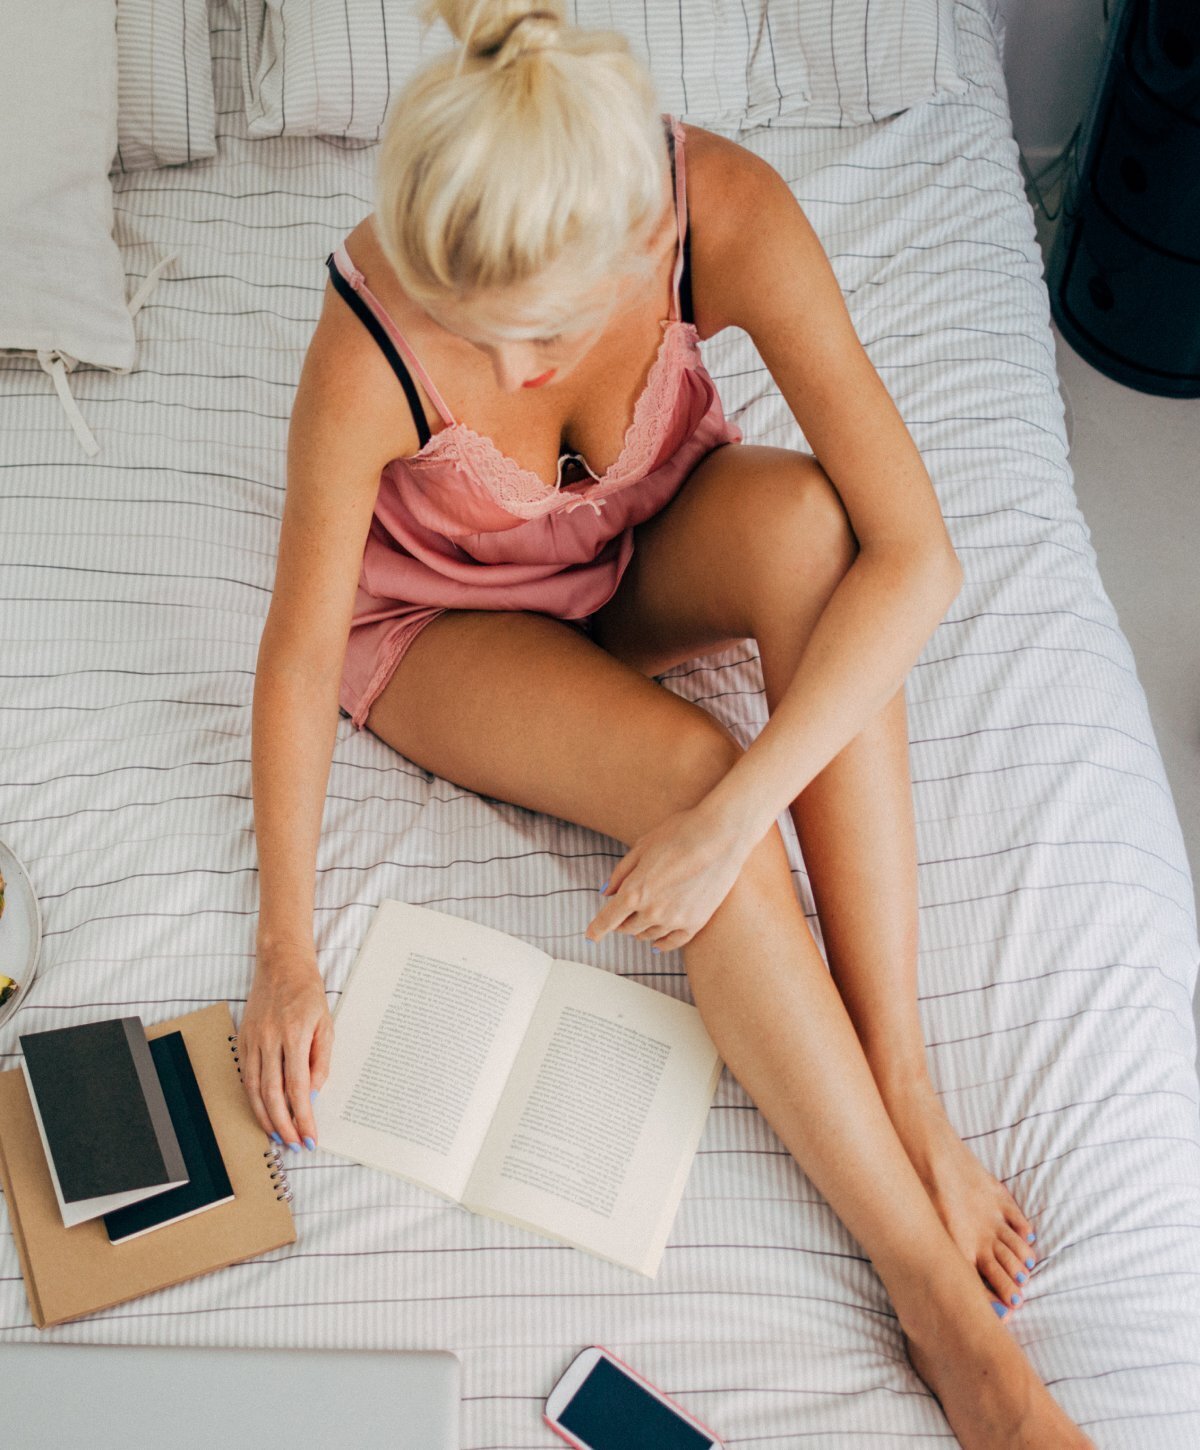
top-left (366, 609), bottom-right (1090, 1448)
top-left (685, 826), bottom-right (1092, 1449)
top-left (755, 623), bottom-right (1040, 1315)
top-left (587, 437), bottom-right (1039, 1309)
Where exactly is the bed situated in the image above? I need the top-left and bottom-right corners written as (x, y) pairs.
top-left (2, 1), bottom-right (1199, 1445)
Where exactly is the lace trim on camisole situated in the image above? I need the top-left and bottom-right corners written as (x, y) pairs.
top-left (405, 319), bottom-right (703, 519)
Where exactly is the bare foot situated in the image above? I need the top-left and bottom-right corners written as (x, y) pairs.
top-left (880, 1076), bottom-right (1039, 1315)
top-left (903, 1310), bottom-right (1095, 1450)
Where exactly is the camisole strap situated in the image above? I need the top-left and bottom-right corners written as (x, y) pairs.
top-left (326, 244), bottom-right (458, 428)
top-left (325, 252), bottom-right (431, 447)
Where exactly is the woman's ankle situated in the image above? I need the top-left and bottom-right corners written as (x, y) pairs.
top-left (868, 1049), bottom-right (940, 1112)
top-left (882, 1241), bottom-right (992, 1347)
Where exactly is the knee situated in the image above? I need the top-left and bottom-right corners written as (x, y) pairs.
top-left (750, 454), bottom-right (859, 621)
top-left (807, 456), bottom-right (858, 566)
top-left (655, 712), bottom-right (744, 817)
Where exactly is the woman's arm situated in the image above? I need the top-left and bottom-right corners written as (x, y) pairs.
top-left (703, 545), bottom-right (961, 845)
top-left (251, 665), bottom-right (341, 963)
top-left (245, 286), bottom-right (415, 1145)
top-left (687, 135), bottom-right (964, 843)
top-left (253, 297), bottom-right (405, 962)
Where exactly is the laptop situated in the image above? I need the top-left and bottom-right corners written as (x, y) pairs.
top-left (0, 1344), bottom-right (460, 1449)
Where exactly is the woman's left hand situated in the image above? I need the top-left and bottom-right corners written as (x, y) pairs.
top-left (584, 800), bottom-right (754, 954)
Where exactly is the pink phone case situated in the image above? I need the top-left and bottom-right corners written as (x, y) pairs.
top-left (543, 1343), bottom-right (726, 1449)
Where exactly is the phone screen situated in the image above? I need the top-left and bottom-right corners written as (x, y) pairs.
top-left (556, 1354), bottom-right (714, 1450)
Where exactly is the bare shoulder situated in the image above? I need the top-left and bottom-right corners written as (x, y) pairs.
top-left (296, 217), bottom-right (431, 469)
top-left (676, 122), bottom-right (801, 341)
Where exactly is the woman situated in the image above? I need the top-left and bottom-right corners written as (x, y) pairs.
top-left (241, 3), bottom-right (1091, 1444)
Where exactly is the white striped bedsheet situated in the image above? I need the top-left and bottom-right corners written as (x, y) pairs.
top-left (1, 1), bottom-right (1198, 1445)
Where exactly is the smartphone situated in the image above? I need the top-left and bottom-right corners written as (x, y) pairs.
top-left (544, 1344), bottom-right (726, 1450)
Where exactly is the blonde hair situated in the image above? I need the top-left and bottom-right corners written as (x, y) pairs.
top-left (375, 0), bottom-right (671, 340)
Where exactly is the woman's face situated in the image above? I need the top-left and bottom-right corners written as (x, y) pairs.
top-left (425, 272), bottom-right (630, 393)
top-left (425, 167), bottom-right (678, 393)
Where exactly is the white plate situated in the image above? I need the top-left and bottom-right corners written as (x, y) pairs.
top-left (0, 838), bottom-right (42, 1030)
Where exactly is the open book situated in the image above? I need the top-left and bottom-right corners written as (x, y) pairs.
top-left (316, 900), bottom-right (724, 1278)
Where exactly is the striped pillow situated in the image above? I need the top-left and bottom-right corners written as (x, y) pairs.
top-left (746, 0), bottom-right (968, 128)
top-left (239, 0), bottom-right (781, 140)
top-left (113, 0), bottom-right (218, 171)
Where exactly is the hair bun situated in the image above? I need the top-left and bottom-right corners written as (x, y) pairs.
top-left (470, 9), bottom-right (561, 65)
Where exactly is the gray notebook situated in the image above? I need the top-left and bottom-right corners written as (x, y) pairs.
top-left (0, 1344), bottom-right (460, 1449)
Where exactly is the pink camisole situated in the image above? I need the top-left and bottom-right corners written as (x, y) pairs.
top-left (330, 113), bottom-right (743, 731)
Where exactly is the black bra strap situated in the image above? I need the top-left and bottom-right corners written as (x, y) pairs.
top-left (324, 253), bottom-right (432, 448)
top-left (680, 226), bottom-right (694, 327)
top-left (664, 122), bottom-right (695, 327)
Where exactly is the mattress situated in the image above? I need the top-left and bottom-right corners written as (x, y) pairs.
top-left (2, 1), bottom-right (1199, 1445)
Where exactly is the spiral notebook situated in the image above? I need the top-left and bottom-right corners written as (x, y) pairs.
top-left (0, 1001), bottom-right (297, 1328)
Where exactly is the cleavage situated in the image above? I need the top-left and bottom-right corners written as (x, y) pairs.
top-left (557, 452), bottom-right (595, 487)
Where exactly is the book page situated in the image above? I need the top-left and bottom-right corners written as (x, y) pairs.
top-left (462, 958), bottom-right (722, 1275)
top-left (315, 901), bottom-right (552, 1202)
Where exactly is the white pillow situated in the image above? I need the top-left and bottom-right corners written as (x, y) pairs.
top-left (113, 0), bottom-right (218, 171)
top-left (239, 0), bottom-right (778, 139)
top-left (746, 0), bottom-right (968, 128)
top-left (0, 0), bottom-right (176, 455)
top-left (0, 0), bottom-right (133, 370)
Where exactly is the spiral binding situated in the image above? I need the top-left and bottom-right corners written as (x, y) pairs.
top-left (228, 1032), bottom-right (295, 1204)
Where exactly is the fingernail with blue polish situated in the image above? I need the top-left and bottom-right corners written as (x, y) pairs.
top-left (269, 1131), bottom-right (282, 1144)
top-left (1016, 1272), bottom-right (1027, 1284)
top-left (651, 946), bottom-right (660, 954)
top-left (310, 1089), bottom-right (319, 1102)
top-left (598, 879), bottom-right (610, 893)
top-left (1027, 1232), bottom-right (1037, 1243)
top-left (289, 1141), bottom-right (300, 1152)
top-left (303, 1136), bottom-right (316, 1151)
top-left (991, 1302), bottom-right (1008, 1318)
top-left (1025, 1258), bottom-right (1035, 1270)
top-left (1010, 1293), bottom-right (1021, 1306)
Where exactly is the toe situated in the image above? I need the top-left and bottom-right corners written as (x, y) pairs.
top-left (979, 1251), bottom-right (1022, 1306)
top-left (1000, 1220), bottom-right (1035, 1270)
top-left (1001, 1189), bottom-right (1034, 1242)
top-left (994, 1235), bottom-right (1030, 1291)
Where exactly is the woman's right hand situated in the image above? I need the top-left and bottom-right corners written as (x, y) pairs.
top-left (239, 943), bottom-right (334, 1152)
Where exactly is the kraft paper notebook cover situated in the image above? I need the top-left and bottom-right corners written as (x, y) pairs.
top-left (0, 1001), bottom-right (297, 1328)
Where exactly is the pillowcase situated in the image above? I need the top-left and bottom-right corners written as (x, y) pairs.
top-left (573, 0), bottom-right (781, 130)
top-left (113, 0), bottom-right (218, 171)
top-left (746, 0), bottom-right (968, 128)
top-left (0, 0), bottom-right (177, 455)
top-left (0, 0), bottom-right (133, 373)
top-left (239, 0), bottom-right (779, 140)
top-left (241, 0), bottom-right (453, 140)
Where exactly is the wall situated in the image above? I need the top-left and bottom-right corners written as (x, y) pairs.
top-left (993, 0), bottom-right (1114, 167)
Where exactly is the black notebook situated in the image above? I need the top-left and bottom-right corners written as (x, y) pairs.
top-left (104, 1031), bottom-right (234, 1243)
top-left (19, 1016), bottom-right (188, 1227)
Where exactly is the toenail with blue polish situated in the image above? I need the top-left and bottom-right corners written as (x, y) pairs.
top-left (1027, 1232), bottom-right (1036, 1243)
top-left (1025, 1258), bottom-right (1035, 1270)
top-left (1010, 1293), bottom-right (1021, 1306)
top-left (991, 1302), bottom-right (1008, 1318)
top-left (1016, 1272), bottom-right (1027, 1284)
top-left (269, 1131), bottom-right (282, 1144)
top-left (303, 1136), bottom-right (315, 1151)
